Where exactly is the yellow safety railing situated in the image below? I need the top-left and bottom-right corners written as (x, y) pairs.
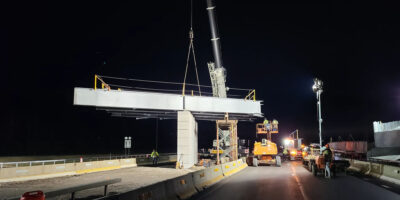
top-left (245, 89), bottom-right (256, 101)
top-left (94, 74), bottom-right (111, 91)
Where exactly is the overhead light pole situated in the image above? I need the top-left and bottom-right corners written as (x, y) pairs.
top-left (312, 78), bottom-right (323, 153)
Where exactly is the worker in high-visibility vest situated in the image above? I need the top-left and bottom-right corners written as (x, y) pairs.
top-left (322, 144), bottom-right (333, 178)
top-left (151, 149), bottom-right (159, 165)
top-left (283, 148), bottom-right (288, 157)
top-left (263, 118), bottom-right (270, 130)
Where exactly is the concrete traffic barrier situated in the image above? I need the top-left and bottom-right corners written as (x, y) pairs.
top-left (346, 159), bottom-right (400, 185)
top-left (204, 165), bottom-right (224, 187)
top-left (236, 159), bottom-right (247, 170)
top-left (76, 160), bottom-right (120, 174)
top-left (164, 174), bottom-right (197, 200)
top-left (347, 159), bottom-right (369, 173)
top-left (192, 164), bottom-right (225, 191)
top-left (117, 181), bottom-right (176, 200)
top-left (365, 162), bottom-right (383, 178)
top-left (221, 161), bottom-right (239, 177)
top-left (0, 158), bottom-right (137, 182)
top-left (192, 169), bottom-right (207, 191)
top-left (97, 161), bottom-right (247, 200)
top-left (380, 165), bottom-right (400, 185)
top-left (169, 155), bottom-right (177, 162)
top-left (75, 160), bottom-right (101, 173)
top-left (136, 156), bottom-right (175, 166)
top-left (121, 158), bottom-right (137, 168)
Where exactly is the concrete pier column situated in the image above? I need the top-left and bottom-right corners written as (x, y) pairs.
top-left (177, 111), bottom-right (198, 169)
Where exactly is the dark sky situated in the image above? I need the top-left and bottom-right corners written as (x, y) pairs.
top-left (2, 1), bottom-right (400, 156)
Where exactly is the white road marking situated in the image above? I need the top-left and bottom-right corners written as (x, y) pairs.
top-left (381, 185), bottom-right (391, 189)
top-left (291, 164), bottom-right (309, 200)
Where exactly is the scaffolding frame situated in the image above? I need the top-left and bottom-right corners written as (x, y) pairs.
top-left (216, 114), bottom-right (238, 165)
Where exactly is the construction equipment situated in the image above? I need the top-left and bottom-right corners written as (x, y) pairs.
top-left (238, 139), bottom-right (250, 158)
top-left (309, 155), bottom-right (335, 178)
top-left (206, 0), bottom-right (227, 98)
top-left (204, 0), bottom-right (239, 165)
top-left (302, 143), bottom-right (321, 171)
top-left (283, 130), bottom-right (303, 161)
top-left (303, 144), bottom-right (350, 178)
top-left (248, 120), bottom-right (281, 167)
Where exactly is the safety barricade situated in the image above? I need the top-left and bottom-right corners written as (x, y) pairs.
top-left (192, 165), bottom-right (224, 191)
top-left (97, 160), bottom-right (248, 200)
top-left (347, 160), bottom-right (369, 173)
top-left (120, 158), bottom-right (138, 168)
top-left (365, 162), bottom-right (383, 178)
top-left (76, 160), bottom-right (120, 174)
top-left (381, 165), bottom-right (400, 185)
top-left (236, 159), bottom-right (247, 170)
top-left (347, 159), bottom-right (400, 185)
top-left (164, 174), bottom-right (197, 200)
top-left (0, 158), bottom-right (137, 182)
top-left (241, 157), bottom-right (247, 163)
top-left (192, 169), bottom-right (207, 191)
top-left (136, 155), bottom-right (175, 166)
top-left (117, 181), bottom-right (176, 200)
top-left (221, 161), bottom-right (239, 177)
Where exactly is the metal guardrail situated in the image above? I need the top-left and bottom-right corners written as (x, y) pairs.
top-left (244, 89), bottom-right (256, 101)
top-left (0, 153), bottom-right (176, 169)
top-left (0, 159), bottom-right (66, 168)
top-left (7, 178), bottom-right (121, 200)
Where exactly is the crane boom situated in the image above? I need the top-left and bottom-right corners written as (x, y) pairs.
top-left (206, 0), bottom-right (223, 69)
top-left (206, 0), bottom-right (227, 98)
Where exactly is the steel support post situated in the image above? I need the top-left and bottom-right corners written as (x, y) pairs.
top-left (317, 91), bottom-right (323, 153)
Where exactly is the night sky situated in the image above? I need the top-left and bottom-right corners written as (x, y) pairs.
top-left (2, 1), bottom-right (400, 156)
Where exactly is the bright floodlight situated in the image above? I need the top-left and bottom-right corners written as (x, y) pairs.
top-left (283, 139), bottom-right (290, 145)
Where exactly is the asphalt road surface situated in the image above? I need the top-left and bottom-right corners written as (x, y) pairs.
top-left (191, 161), bottom-right (400, 200)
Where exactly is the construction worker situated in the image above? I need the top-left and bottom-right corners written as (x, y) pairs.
top-left (151, 149), bottom-right (159, 165)
top-left (272, 119), bottom-right (279, 132)
top-left (322, 144), bottom-right (332, 178)
top-left (283, 148), bottom-right (288, 161)
top-left (263, 118), bottom-right (270, 130)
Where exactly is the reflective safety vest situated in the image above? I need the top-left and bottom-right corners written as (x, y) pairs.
top-left (323, 149), bottom-right (332, 161)
top-left (283, 148), bottom-right (288, 155)
top-left (151, 151), bottom-right (159, 158)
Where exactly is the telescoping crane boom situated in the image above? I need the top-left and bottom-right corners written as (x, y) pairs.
top-left (206, 0), bottom-right (227, 98)
top-left (205, 0), bottom-right (238, 164)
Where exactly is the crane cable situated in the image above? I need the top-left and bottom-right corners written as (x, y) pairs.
top-left (182, 0), bottom-right (201, 96)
